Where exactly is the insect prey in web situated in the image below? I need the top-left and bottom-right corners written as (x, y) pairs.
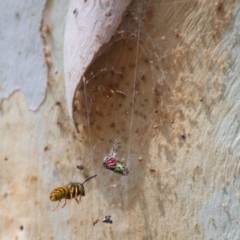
top-left (103, 139), bottom-right (129, 176)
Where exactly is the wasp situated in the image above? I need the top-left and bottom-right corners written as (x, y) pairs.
top-left (50, 174), bottom-right (97, 211)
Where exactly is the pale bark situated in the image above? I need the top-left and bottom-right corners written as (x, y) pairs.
top-left (0, 1), bottom-right (239, 240)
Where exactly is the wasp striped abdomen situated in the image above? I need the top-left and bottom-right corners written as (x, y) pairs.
top-left (50, 175), bottom-right (96, 211)
top-left (50, 186), bottom-right (72, 201)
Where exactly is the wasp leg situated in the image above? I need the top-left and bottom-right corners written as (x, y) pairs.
top-left (79, 195), bottom-right (81, 202)
top-left (52, 200), bottom-right (60, 211)
top-left (61, 199), bottom-right (67, 208)
top-left (70, 187), bottom-right (74, 199)
top-left (74, 197), bottom-right (79, 203)
top-left (75, 186), bottom-right (78, 198)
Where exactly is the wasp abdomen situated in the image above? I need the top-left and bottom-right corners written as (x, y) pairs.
top-left (50, 187), bottom-right (70, 201)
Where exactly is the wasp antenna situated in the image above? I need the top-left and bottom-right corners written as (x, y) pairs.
top-left (82, 174), bottom-right (97, 185)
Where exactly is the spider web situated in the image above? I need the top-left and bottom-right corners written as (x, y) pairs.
top-left (70, 0), bottom-right (234, 237)
top-left (71, 0), bottom-right (177, 208)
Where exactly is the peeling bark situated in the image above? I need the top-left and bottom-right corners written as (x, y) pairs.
top-left (0, 0), bottom-right (47, 110)
top-left (1, 1), bottom-right (240, 239)
top-left (64, 0), bottom-right (132, 120)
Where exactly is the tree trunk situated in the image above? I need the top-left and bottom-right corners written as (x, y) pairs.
top-left (0, 0), bottom-right (239, 239)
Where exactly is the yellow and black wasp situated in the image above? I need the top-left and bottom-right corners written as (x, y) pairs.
top-left (50, 174), bottom-right (97, 211)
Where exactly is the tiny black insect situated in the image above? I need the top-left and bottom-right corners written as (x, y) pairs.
top-left (103, 215), bottom-right (113, 224)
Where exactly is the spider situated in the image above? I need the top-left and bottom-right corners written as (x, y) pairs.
top-left (91, 85), bottom-right (126, 112)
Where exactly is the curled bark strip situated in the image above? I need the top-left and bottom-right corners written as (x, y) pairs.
top-left (64, 0), bottom-right (131, 122)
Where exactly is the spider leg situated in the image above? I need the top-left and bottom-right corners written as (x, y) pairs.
top-left (52, 200), bottom-right (60, 211)
top-left (96, 96), bottom-right (107, 112)
top-left (61, 199), bottom-right (67, 208)
top-left (107, 90), bottom-right (115, 98)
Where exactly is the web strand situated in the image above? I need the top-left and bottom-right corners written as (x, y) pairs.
top-left (83, 76), bottom-right (93, 162)
top-left (127, 1), bottom-right (142, 163)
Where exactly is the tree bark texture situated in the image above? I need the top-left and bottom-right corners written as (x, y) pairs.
top-left (0, 0), bottom-right (239, 239)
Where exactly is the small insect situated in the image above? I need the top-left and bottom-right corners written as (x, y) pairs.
top-left (179, 132), bottom-right (186, 139)
top-left (103, 215), bottom-right (113, 224)
top-left (55, 101), bottom-right (61, 106)
top-left (103, 140), bottom-right (129, 176)
top-left (76, 165), bottom-right (84, 170)
top-left (93, 219), bottom-right (99, 226)
top-left (50, 174), bottom-right (97, 211)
